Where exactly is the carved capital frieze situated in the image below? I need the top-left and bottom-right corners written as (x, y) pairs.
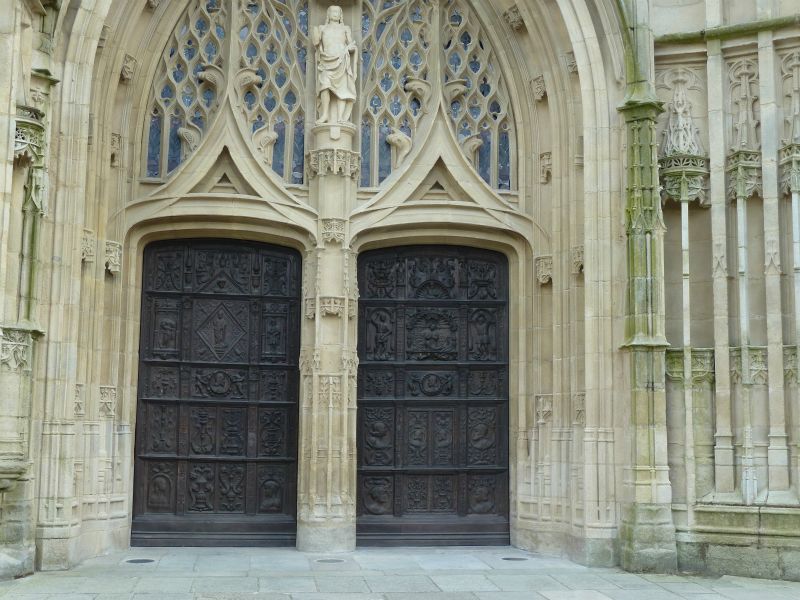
top-left (730, 346), bottom-right (768, 385)
top-left (539, 152), bottom-right (552, 184)
top-left (319, 296), bottom-right (345, 318)
top-left (531, 75), bottom-right (546, 101)
top-left (0, 327), bottom-right (34, 373)
top-left (535, 255), bottom-right (552, 285)
top-left (14, 105), bottom-right (45, 165)
top-left (320, 218), bottom-right (346, 245)
top-left (726, 149), bottom-right (762, 201)
top-left (105, 241), bottom-right (122, 274)
top-left (99, 385), bottom-right (117, 418)
top-left (691, 348), bottom-right (715, 385)
top-left (307, 149), bottom-right (360, 179)
top-left (81, 230), bottom-right (96, 263)
top-left (780, 143), bottom-right (800, 196)
top-left (784, 345), bottom-right (798, 384)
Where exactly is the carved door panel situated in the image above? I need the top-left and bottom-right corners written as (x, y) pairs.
top-left (357, 246), bottom-right (509, 545)
top-left (132, 240), bottom-right (301, 546)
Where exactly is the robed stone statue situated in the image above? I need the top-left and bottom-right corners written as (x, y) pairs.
top-left (313, 6), bottom-right (357, 125)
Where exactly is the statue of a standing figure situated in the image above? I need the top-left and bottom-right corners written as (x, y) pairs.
top-left (313, 6), bottom-right (357, 125)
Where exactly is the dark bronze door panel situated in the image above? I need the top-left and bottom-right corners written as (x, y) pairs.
top-left (132, 240), bottom-right (301, 546)
top-left (357, 246), bottom-right (510, 545)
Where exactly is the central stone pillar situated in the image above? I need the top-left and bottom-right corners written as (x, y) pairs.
top-left (296, 123), bottom-right (360, 552)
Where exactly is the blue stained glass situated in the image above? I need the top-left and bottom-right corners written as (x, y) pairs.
top-left (247, 43), bottom-right (258, 60)
top-left (191, 111), bottom-right (204, 130)
top-left (449, 52), bottom-right (462, 72)
top-left (370, 95), bottom-right (382, 114)
top-left (173, 63), bottom-right (186, 82)
top-left (161, 84), bottom-right (175, 100)
top-left (410, 51), bottom-right (422, 70)
top-left (469, 103), bottom-right (481, 119)
top-left (244, 90), bottom-right (256, 109)
top-left (362, 13), bottom-right (371, 36)
top-left (376, 21), bottom-right (387, 41)
top-left (480, 78), bottom-right (491, 97)
top-left (489, 101), bottom-right (501, 119)
top-left (299, 4), bottom-right (309, 35)
top-left (264, 90), bottom-right (277, 112)
top-left (169, 46), bottom-right (176, 58)
top-left (450, 100), bottom-right (462, 119)
top-left (450, 10), bottom-right (462, 26)
top-left (167, 114), bottom-right (182, 173)
top-left (410, 97), bottom-right (421, 116)
top-left (257, 21), bottom-right (269, 40)
top-left (276, 67), bottom-right (287, 87)
top-left (460, 32), bottom-right (471, 51)
top-left (401, 28), bottom-right (412, 47)
top-left (380, 73), bottom-right (392, 92)
top-left (247, 2), bottom-right (258, 15)
top-left (275, 26), bottom-right (282, 41)
top-left (147, 110), bottom-right (162, 177)
top-left (193, 63), bottom-right (203, 79)
top-left (400, 119), bottom-right (411, 136)
top-left (391, 51), bottom-right (402, 70)
top-left (202, 88), bottom-right (215, 107)
top-left (272, 118), bottom-right (286, 177)
top-left (282, 14), bottom-right (293, 35)
top-left (205, 41), bottom-right (218, 59)
top-left (216, 24), bottom-right (225, 38)
top-left (266, 44), bottom-right (278, 64)
top-left (256, 67), bottom-right (266, 84)
top-left (390, 96), bottom-right (402, 116)
top-left (470, 57), bottom-right (480, 73)
top-left (411, 6), bottom-right (422, 22)
top-left (252, 114), bottom-right (265, 132)
top-left (378, 120), bottom-right (392, 183)
top-left (239, 26), bottom-right (249, 40)
top-left (285, 89), bottom-right (297, 111)
top-left (478, 127), bottom-right (491, 185)
top-left (291, 117), bottom-right (305, 184)
top-left (458, 121), bottom-right (472, 140)
top-left (361, 121), bottom-right (372, 187)
top-left (196, 19), bottom-right (208, 36)
top-left (206, 0), bottom-right (218, 11)
top-left (182, 86), bottom-right (195, 107)
top-left (376, 54), bottom-right (385, 69)
top-left (297, 44), bottom-right (307, 74)
top-left (498, 128), bottom-right (511, 190)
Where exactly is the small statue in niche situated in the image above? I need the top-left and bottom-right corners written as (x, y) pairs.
top-left (312, 5), bottom-right (357, 125)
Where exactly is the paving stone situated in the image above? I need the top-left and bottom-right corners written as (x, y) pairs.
top-left (191, 576), bottom-right (260, 593)
top-left (551, 574), bottom-right (621, 590)
top-left (133, 577), bottom-right (194, 592)
top-left (314, 576), bottom-right (370, 592)
top-left (539, 592), bottom-right (614, 600)
top-left (259, 576), bottom-right (317, 592)
top-left (364, 575), bottom-right (438, 592)
top-left (431, 574), bottom-right (500, 592)
top-left (486, 574), bottom-right (568, 592)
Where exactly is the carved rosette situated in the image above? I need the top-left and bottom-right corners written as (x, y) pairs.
top-left (105, 241), bottom-right (122, 274)
top-left (0, 327), bottom-right (34, 373)
top-left (14, 105), bottom-right (45, 165)
top-left (307, 149), bottom-right (360, 179)
top-left (535, 255), bottom-right (552, 285)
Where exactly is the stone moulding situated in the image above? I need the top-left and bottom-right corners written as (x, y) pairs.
top-left (307, 149), bottom-right (360, 179)
top-left (14, 105), bottom-right (45, 165)
top-left (535, 255), bottom-right (553, 285)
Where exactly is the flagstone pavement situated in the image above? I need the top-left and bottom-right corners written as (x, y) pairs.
top-left (1, 546), bottom-right (799, 599)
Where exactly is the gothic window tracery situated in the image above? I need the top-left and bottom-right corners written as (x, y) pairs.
top-left (146, 0), bottom-right (228, 178)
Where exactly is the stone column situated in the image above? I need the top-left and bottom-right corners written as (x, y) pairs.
top-left (296, 122), bottom-right (360, 552)
top-left (619, 93), bottom-right (679, 572)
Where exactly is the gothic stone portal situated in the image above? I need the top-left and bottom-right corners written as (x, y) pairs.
top-left (132, 240), bottom-right (301, 546)
top-left (357, 246), bottom-right (510, 545)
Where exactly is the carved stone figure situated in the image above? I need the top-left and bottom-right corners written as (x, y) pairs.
top-left (312, 6), bottom-right (357, 125)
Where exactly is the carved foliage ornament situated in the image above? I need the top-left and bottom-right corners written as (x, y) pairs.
top-left (535, 255), bottom-right (552, 285)
top-left (14, 105), bottom-right (45, 165)
top-left (0, 328), bottom-right (33, 373)
top-left (307, 148), bottom-right (360, 179)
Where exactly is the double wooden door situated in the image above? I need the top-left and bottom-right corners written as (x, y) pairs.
top-left (132, 240), bottom-right (301, 546)
top-left (356, 246), bottom-right (510, 545)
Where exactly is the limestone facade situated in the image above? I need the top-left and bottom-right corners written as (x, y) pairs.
top-left (0, 0), bottom-right (799, 583)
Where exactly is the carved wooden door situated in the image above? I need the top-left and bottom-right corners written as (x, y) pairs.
top-left (132, 240), bottom-right (301, 546)
top-left (357, 246), bottom-right (509, 544)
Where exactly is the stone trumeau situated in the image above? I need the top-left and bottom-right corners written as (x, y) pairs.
top-left (3, 0), bottom-right (800, 584)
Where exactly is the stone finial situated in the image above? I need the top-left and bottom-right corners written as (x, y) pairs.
top-left (535, 255), bottom-right (552, 285)
top-left (503, 5), bottom-right (524, 31)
